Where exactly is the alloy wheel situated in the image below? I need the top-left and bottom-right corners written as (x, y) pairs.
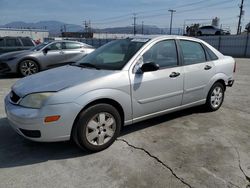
top-left (210, 86), bottom-right (223, 109)
top-left (20, 60), bottom-right (38, 76)
top-left (85, 112), bottom-right (116, 146)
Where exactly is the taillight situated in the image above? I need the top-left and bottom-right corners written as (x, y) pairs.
top-left (233, 61), bottom-right (236, 73)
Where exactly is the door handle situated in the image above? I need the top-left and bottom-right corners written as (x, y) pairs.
top-left (169, 72), bottom-right (180, 78)
top-left (204, 65), bottom-right (212, 70)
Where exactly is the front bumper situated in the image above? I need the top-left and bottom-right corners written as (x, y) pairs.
top-left (4, 94), bottom-right (82, 142)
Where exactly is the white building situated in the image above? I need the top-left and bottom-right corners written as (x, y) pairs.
top-left (0, 28), bottom-right (49, 42)
top-left (93, 33), bottom-right (134, 39)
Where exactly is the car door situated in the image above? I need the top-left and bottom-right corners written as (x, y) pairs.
top-left (39, 42), bottom-right (67, 68)
top-left (179, 40), bottom-right (216, 105)
top-left (129, 40), bottom-right (184, 120)
top-left (62, 42), bottom-right (86, 62)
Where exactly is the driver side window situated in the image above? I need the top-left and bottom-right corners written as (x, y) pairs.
top-left (48, 42), bottom-right (62, 51)
top-left (142, 40), bottom-right (178, 68)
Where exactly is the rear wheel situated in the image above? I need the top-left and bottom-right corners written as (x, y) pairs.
top-left (19, 60), bottom-right (39, 77)
top-left (73, 104), bottom-right (121, 152)
top-left (205, 82), bottom-right (225, 111)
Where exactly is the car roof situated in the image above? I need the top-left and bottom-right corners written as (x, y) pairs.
top-left (50, 40), bottom-right (83, 43)
top-left (129, 35), bottom-right (204, 43)
top-left (46, 40), bottom-right (93, 48)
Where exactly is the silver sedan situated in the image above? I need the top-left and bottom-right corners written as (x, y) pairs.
top-left (5, 35), bottom-right (235, 151)
top-left (0, 40), bottom-right (94, 76)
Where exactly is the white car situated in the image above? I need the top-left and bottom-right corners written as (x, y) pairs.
top-left (197, 26), bottom-right (229, 36)
top-left (5, 35), bottom-right (235, 151)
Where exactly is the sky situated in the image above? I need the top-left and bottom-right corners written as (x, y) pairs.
top-left (0, 0), bottom-right (249, 33)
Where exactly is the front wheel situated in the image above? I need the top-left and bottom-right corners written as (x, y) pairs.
top-left (73, 104), bottom-right (121, 152)
top-left (19, 60), bottom-right (39, 76)
top-left (205, 82), bottom-right (225, 111)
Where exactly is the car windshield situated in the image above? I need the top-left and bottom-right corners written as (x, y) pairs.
top-left (30, 42), bottom-right (50, 51)
top-left (74, 38), bottom-right (148, 70)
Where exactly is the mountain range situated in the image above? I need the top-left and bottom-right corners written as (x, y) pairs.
top-left (0, 20), bottom-right (182, 36)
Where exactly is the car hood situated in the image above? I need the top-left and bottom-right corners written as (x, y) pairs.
top-left (0, 50), bottom-right (32, 59)
top-left (12, 65), bottom-right (115, 97)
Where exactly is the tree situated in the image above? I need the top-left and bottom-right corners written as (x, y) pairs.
top-left (186, 24), bottom-right (200, 36)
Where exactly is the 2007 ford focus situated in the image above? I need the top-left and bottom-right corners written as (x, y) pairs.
top-left (5, 36), bottom-right (235, 151)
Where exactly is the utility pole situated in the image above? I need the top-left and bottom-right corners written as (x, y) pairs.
top-left (88, 20), bottom-right (92, 33)
top-left (141, 21), bottom-right (144, 35)
top-left (63, 24), bottom-right (66, 32)
top-left (237, 0), bottom-right (245, 35)
top-left (133, 13), bottom-right (137, 35)
top-left (168, 9), bottom-right (176, 35)
top-left (84, 21), bottom-right (88, 33)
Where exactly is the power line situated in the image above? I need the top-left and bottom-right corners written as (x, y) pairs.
top-left (136, 0), bottom-right (213, 15)
top-left (85, 0), bottom-right (238, 30)
top-left (90, 0), bottom-right (224, 24)
top-left (137, 0), bottom-right (235, 21)
top-left (176, 0), bottom-right (235, 14)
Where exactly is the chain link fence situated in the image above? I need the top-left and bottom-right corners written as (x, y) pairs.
top-left (46, 33), bottom-right (250, 58)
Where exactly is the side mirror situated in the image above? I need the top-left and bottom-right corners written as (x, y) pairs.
top-left (43, 48), bottom-right (50, 54)
top-left (140, 62), bottom-right (159, 73)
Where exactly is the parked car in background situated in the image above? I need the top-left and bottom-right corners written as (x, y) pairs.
top-left (0, 37), bottom-right (36, 55)
top-left (197, 25), bottom-right (230, 36)
top-left (5, 35), bottom-right (235, 151)
top-left (0, 40), bottom-right (94, 76)
top-left (245, 22), bottom-right (250, 32)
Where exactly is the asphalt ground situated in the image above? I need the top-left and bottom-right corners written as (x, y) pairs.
top-left (0, 58), bottom-right (250, 188)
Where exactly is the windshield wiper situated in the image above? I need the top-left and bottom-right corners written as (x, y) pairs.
top-left (72, 63), bottom-right (100, 70)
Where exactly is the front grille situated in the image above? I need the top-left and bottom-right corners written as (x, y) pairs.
top-left (10, 91), bottom-right (21, 104)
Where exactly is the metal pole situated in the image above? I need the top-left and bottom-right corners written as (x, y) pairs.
top-left (237, 0), bottom-right (244, 35)
top-left (169, 9), bottom-right (176, 35)
top-left (133, 13), bottom-right (137, 35)
top-left (183, 20), bottom-right (186, 35)
top-left (142, 21), bottom-right (144, 35)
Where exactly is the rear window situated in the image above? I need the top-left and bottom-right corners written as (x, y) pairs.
top-left (64, 42), bottom-right (81, 49)
top-left (203, 45), bottom-right (218, 61)
top-left (20, 38), bottom-right (34, 46)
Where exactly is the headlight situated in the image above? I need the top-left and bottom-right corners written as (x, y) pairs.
top-left (19, 92), bottom-right (54, 109)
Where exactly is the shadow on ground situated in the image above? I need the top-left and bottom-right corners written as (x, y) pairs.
top-left (0, 106), bottom-right (207, 169)
top-left (0, 73), bottom-right (21, 79)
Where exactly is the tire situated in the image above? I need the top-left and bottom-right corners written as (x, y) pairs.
top-left (19, 59), bottom-right (39, 77)
top-left (205, 82), bottom-right (225, 111)
top-left (72, 103), bottom-right (121, 152)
